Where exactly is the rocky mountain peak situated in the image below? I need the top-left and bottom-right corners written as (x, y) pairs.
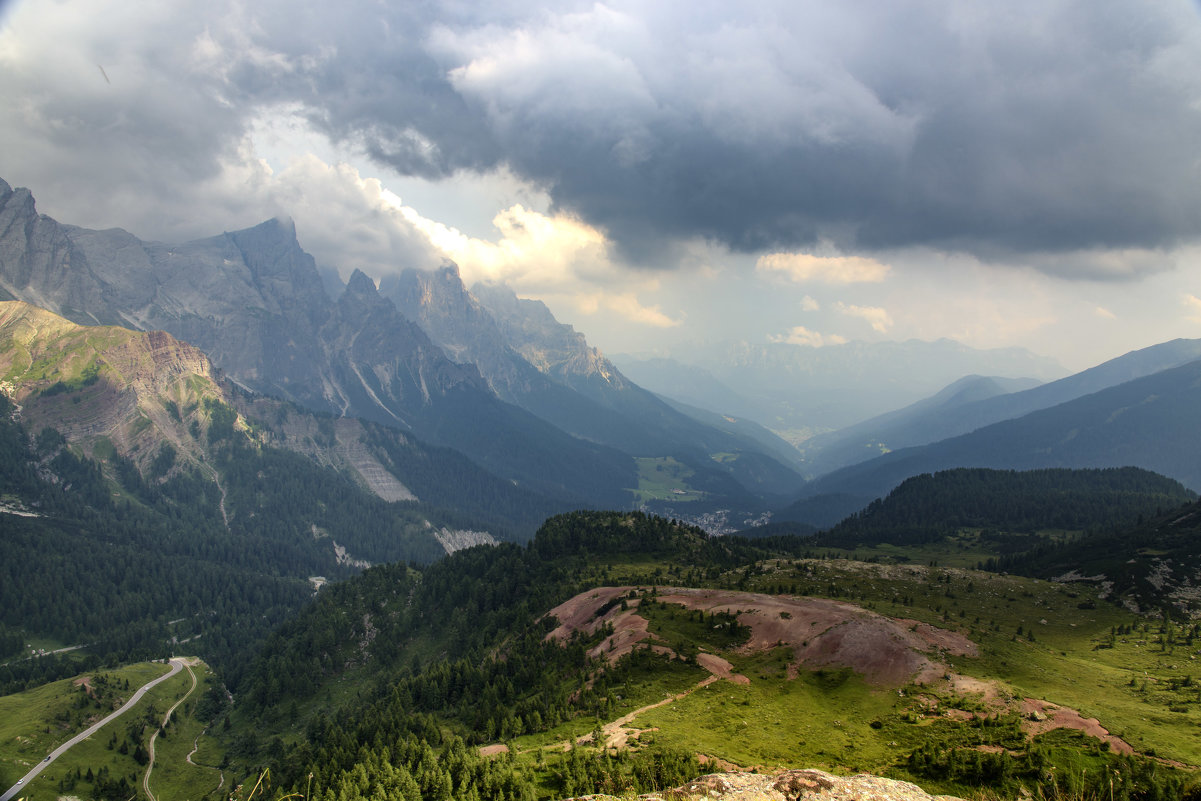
top-left (434, 260), bottom-right (462, 282)
top-left (383, 263), bottom-right (472, 311)
top-left (228, 216), bottom-right (329, 314)
top-left (0, 180), bottom-right (35, 218)
top-left (472, 280), bottom-right (628, 391)
top-left (344, 268), bottom-right (380, 297)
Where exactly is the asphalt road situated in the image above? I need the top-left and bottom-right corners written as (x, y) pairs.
top-left (0, 658), bottom-right (185, 801)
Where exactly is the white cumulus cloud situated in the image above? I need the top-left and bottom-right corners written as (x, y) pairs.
top-left (768, 325), bottom-right (847, 347)
top-left (1185, 294), bottom-right (1201, 323)
top-left (757, 252), bottom-right (891, 284)
top-left (835, 302), bottom-right (893, 333)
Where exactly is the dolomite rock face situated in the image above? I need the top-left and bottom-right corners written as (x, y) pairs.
top-left (568, 770), bottom-right (963, 801)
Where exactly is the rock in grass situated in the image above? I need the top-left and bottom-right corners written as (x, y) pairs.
top-left (568, 769), bottom-right (963, 800)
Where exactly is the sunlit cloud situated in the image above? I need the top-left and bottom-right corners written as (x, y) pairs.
top-left (1186, 294), bottom-right (1201, 323)
top-left (1094, 306), bottom-right (1116, 319)
top-left (386, 191), bottom-right (680, 329)
top-left (800, 295), bottom-right (820, 312)
top-left (756, 251), bottom-right (891, 284)
top-left (835, 302), bottom-right (893, 333)
top-left (570, 291), bottom-right (682, 328)
top-left (269, 156), bottom-right (442, 274)
top-left (768, 326), bottom-right (847, 347)
top-left (396, 202), bottom-right (610, 290)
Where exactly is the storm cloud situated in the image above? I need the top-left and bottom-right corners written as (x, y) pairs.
top-left (224, 0), bottom-right (1201, 267)
top-left (3, 0), bottom-right (1200, 275)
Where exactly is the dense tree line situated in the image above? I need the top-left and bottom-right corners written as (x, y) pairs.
top-left (817, 467), bottom-right (1194, 549)
top-left (907, 735), bottom-right (1189, 800)
top-left (993, 497), bottom-right (1201, 616)
top-left (231, 511), bottom-right (801, 799)
top-left (0, 392), bottom-right (481, 689)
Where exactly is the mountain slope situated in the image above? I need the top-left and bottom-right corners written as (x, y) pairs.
top-left (384, 266), bottom-right (669, 455)
top-left (0, 300), bottom-right (567, 537)
top-left (0, 300), bottom-right (611, 688)
top-left (393, 272), bottom-right (804, 496)
top-left (781, 358), bottom-right (1201, 526)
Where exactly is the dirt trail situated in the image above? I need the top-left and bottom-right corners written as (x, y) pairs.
top-left (481, 649), bottom-right (747, 758)
top-left (598, 675), bottom-right (721, 749)
top-left (143, 659), bottom-right (199, 801)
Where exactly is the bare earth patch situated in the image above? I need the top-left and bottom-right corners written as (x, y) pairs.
top-left (695, 653), bottom-right (750, 685)
top-left (1020, 698), bottom-right (1134, 754)
top-left (545, 587), bottom-right (653, 665)
top-left (546, 586), bottom-right (976, 688)
top-left (478, 744), bottom-right (510, 757)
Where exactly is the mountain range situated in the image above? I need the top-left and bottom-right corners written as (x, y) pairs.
top-left (10, 173), bottom-right (1201, 540)
top-left (0, 299), bottom-right (558, 543)
top-left (0, 177), bottom-right (804, 519)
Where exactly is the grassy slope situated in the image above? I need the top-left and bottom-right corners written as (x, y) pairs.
top-left (630, 457), bottom-right (707, 503)
top-left (0, 659), bottom-right (224, 800)
top-left (485, 554), bottom-right (1199, 797)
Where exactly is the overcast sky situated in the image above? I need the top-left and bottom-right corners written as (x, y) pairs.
top-left (2, 0), bottom-right (1200, 371)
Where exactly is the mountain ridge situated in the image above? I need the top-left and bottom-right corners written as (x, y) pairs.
top-left (799, 338), bottom-right (1201, 478)
top-left (0, 180), bottom-right (643, 508)
top-left (780, 357), bottom-right (1201, 526)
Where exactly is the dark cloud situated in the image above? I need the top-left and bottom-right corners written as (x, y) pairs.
top-left (268, 0), bottom-right (1201, 268)
top-left (4, 0), bottom-right (1200, 270)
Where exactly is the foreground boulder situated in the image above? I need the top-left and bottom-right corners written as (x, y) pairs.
top-left (570, 769), bottom-right (962, 800)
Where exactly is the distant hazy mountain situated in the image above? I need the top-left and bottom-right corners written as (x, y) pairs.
top-left (655, 395), bottom-right (806, 471)
top-left (384, 266), bottom-right (656, 454)
top-left (801, 338), bottom-right (1201, 478)
top-left (780, 357), bottom-right (1201, 527)
top-left (607, 355), bottom-right (770, 426)
top-left (463, 282), bottom-right (802, 494)
top-left (615, 340), bottom-right (1066, 434)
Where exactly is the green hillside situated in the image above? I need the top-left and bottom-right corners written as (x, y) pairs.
top-left (199, 511), bottom-right (1199, 801)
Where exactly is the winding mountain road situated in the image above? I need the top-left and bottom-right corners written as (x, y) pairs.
top-left (143, 659), bottom-right (198, 801)
top-left (0, 658), bottom-right (186, 801)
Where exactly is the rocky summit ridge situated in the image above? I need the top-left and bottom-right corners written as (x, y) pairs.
top-left (0, 179), bottom-right (642, 507)
top-left (566, 770), bottom-right (962, 801)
